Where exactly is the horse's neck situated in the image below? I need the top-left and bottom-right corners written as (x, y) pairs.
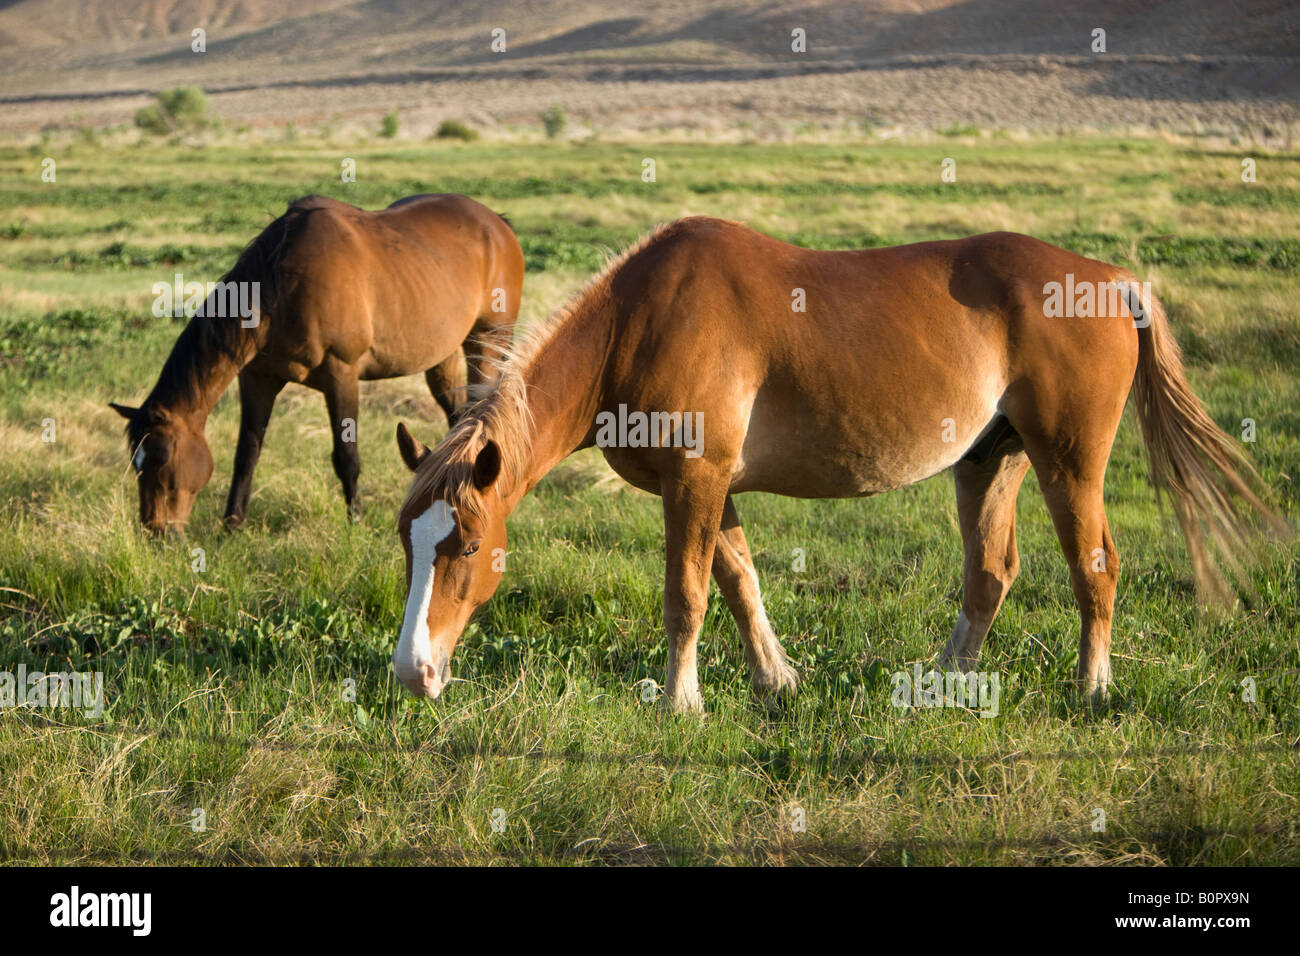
top-left (506, 299), bottom-right (612, 508)
top-left (146, 315), bottom-right (256, 425)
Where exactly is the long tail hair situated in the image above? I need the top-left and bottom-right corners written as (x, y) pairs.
top-left (1120, 271), bottom-right (1291, 603)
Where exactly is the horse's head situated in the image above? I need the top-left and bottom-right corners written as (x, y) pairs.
top-left (110, 402), bottom-right (214, 535)
top-left (393, 420), bottom-right (508, 699)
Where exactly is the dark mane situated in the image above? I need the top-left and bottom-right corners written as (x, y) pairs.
top-left (200, 195), bottom-right (325, 362)
top-left (141, 196), bottom-right (325, 414)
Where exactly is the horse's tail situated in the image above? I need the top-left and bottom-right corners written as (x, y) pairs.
top-left (1117, 270), bottom-right (1289, 603)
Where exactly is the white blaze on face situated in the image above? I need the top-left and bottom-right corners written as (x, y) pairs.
top-left (394, 500), bottom-right (457, 693)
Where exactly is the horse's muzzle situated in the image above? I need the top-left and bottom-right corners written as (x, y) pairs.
top-left (394, 652), bottom-right (451, 699)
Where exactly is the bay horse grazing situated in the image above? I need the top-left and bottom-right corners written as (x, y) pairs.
top-left (111, 193), bottom-right (524, 533)
top-left (391, 217), bottom-right (1286, 712)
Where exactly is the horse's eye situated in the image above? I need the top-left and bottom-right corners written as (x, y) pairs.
top-left (463, 541), bottom-right (481, 557)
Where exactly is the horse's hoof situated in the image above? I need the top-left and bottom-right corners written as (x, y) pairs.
top-left (660, 689), bottom-right (706, 717)
top-left (1081, 681), bottom-right (1111, 707)
top-left (753, 658), bottom-right (799, 702)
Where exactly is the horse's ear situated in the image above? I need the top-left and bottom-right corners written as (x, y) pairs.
top-left (396, 422), bottom-right (429, 472)
top-left (473, 440), bottom-right (502, 490)
top-left (109, 402), bottom-right (139, 420)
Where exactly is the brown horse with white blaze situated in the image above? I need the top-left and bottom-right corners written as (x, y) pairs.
top-left (112, 193), bottom-right (523, 532)
top-left (392, 217), bottom-right (1286, 711)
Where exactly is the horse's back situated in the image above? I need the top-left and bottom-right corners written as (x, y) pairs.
top-left (275, 192), bottom-right (518, 308)
top-left (260, 194), bottom-right (522, 379)
top-left (612, 218), bottom-right (1135, 386)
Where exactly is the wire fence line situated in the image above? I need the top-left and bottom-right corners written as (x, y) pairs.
top-left (6, 717), bottom-right (1296, 770)
top-left (4, 821), bottom-right (1294, 866)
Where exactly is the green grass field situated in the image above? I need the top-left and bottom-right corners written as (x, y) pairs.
top-left (1, 133), bottom-right (1297, 864)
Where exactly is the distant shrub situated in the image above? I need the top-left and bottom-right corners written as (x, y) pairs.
top-left (135, 86), bottom-right (212, 135)
top-left (159, 87), bottom-right (210, 125)
top-left (940, 122), bottom-right (981, 138)
top-left (435, 119), bottom-right (479, 142)
top-left (380, 110), bottom-right (400, 138)
top-left (134, 105), bottom-right (170, 135)
top-left (541, 105), bottom-right (566, 139)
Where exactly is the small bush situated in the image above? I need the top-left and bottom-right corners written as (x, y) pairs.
top-left (135, 86), bottom-right (212, 135)
top-left (541, 105), bottom-right (566, 139)
top-left (134, 105), bottom-right (170, 135)
top-left (435, 119), bottom-right (479, 142)
top-left (379, 110), bottom-right (400, 139)
top-left (158, 87), bottom-right (210, 125)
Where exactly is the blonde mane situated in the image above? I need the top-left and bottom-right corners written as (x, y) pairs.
top-left (400, 220), bottom-right (683, 518)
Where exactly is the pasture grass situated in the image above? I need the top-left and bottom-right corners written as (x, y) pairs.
top-left (0, 135), bottom-right (1297, 864)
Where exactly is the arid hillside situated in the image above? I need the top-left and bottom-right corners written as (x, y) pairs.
top-left (1, 0), bottom-right (1296, 135)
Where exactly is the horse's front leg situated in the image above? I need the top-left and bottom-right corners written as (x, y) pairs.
top-left (224, 369), bottom-right (285, 529)
top-left (320, 362), bottom-right (363, 523)
top-left (658, 468), bottom-right (729, 715)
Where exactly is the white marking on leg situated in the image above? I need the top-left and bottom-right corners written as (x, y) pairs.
top-left (394, 501), bottom-right (456, 693)
top-left (746, 565), bottom-right (775, 638)
top-left (745, 564), bottom-right (796, 693)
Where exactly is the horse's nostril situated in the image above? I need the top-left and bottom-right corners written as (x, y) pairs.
top-left (421, 662), bottom-right (444, 697)
top-left (395, 661), bottom-right (446, 699)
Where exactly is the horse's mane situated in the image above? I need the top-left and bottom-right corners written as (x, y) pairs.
top-left (402, 220), bottom-right (682, 518)
top-left (145, 197), bottom-right (325, 412)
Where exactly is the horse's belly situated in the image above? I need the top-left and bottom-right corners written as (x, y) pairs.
top-left (732, 438), bottom-right (962, 498)
top-left (732, 385), bottom-right (1003, 498)
top-left (358, 319), bottom-right (469, 379)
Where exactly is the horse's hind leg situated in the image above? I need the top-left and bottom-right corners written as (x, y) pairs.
top-left (320, 363), bottom-right (362, 523)
top-left (711, 495), bottom-right (798, 700)
top-left (1010, 395), bottom-right (1123, 701)
top-left (1033, 458), bottom-right (1120, 701)
top-left (224, 369), bottom-right (285, 529)
top-left (424, 348), bottom-right (467, 426)
top-left (940, 447), bottom-right (1031, 672)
